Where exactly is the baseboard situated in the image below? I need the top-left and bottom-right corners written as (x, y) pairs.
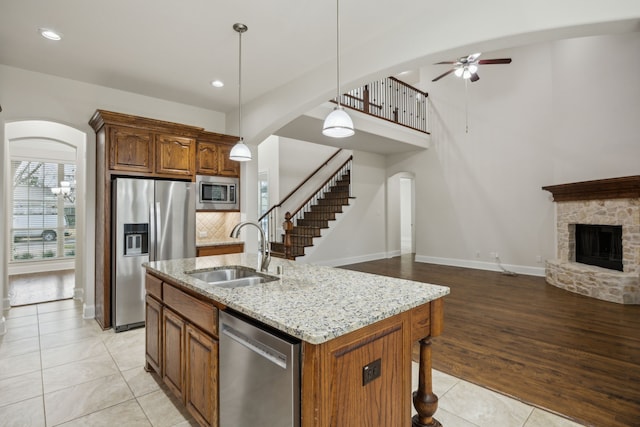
top-left (73, 287), bottom-right (84, 301)
top-left (415, 255), bottom-right (546, 277)
top-left (311, 252), bottom-right (389, 267)
top-left (387, 250), bottom-right (401, 258)
top-left (82, 303), bottom-right (95, 320)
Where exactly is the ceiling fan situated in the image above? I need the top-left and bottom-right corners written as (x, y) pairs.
top-left (432, 53), bottom-right (512, 83)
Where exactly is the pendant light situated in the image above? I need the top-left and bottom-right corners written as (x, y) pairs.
top-left (322, 0), bottom-right (354, 138)
top-left (229, 23), bottom-right (252, 162)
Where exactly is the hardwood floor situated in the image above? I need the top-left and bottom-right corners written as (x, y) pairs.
top-left (8, 269), bottom-right (74, 306)
top-left (341, 255), bottom-right (640, 427)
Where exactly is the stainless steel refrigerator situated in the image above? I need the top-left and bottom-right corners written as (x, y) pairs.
top-left (112, 178), bottom-right (195, 332)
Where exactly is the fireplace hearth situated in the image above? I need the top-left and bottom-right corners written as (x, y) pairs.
top-left (542, 176), bottom-right (640, 304)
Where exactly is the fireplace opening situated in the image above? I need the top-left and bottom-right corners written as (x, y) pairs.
top-left (575, 224), bottom-right (623, 271)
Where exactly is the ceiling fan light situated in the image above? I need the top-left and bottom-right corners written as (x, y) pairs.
top-left (229, 139), bottom-right (252, 161)
top-left (322, 106), bottom-right (354, 138)
top-left (468, 64), bottom-right (478, 74)
top-left (454, 68), bottom-right (463, 78)
top-left (462, 69), bottom-right (472, 79)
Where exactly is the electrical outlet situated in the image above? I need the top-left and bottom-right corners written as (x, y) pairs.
top-left (536, 255), bottom-right (542, 263)
top-left (475, 251), bottom-right (480, 258)
top-left (198, 231), bottom-right (208, 238)
top-left (362, 358), bottom-right (382, 386)
top-left (494, 252), bottom-right (499, 259)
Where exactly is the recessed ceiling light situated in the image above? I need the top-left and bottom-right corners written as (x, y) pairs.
top-left (210, 80), bottom-right (224, 88)
top-left (39, 28), bottom-right (62, 41)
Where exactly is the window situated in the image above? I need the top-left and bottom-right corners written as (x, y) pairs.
top-left (10, 161), bottom-right (76, 262)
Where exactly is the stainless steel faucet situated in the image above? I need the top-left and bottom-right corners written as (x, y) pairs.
top-left (230, 221), bottom-right (271, 272)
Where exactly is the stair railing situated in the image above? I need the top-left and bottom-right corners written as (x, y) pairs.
top-left (259, 148), bottom-right (345, 245)
top-left (282, 156), bottom-right (353, 258)
top-left (333, 76), bottom-right (430, 134)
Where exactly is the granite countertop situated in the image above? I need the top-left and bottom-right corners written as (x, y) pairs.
top-left (144, 254), bottom-right (450, 344)
top-left (196, 237), bottom-right (244, 247)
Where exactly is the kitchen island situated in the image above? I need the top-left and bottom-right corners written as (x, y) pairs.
top-left (143, 254), bottom-right (450, 427)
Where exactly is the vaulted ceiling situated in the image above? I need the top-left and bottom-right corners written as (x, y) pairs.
top-left (2, 1), bottom-right (639, 149)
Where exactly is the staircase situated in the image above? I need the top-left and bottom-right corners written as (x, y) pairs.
top-left (260, 151), bottom-right (353, 260)
top-left (270, 171), bottom-right (351, 259)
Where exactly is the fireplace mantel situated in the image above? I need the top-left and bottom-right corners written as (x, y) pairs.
top-left (542, 175), bottom-right (640, 202)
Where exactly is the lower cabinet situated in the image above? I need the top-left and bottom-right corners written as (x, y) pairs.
top-left (186, 324), bottom-right (219, 427)
top-left (163, 308), bottom-right (186, 399)
top-left (145, 295), bottom-right (162, 374)
top-left (146, 274), bottom-right (219, 427)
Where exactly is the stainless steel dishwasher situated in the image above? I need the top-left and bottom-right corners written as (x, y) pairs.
top-left (219, 310), bottom-right (301, 427)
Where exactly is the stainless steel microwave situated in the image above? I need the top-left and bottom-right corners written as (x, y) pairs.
top-left (196, 175), bottom-right (239, 211)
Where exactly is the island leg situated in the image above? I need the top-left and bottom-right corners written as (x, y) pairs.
top-left (412, 337), bottom-right (442, 427)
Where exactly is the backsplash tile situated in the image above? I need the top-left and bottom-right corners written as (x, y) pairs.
top-left (196, 212), bottom-right (241, 243)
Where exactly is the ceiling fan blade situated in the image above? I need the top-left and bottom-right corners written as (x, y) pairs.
top-left (478, 58), bottom-right (512, 65)
top-left (432, 68), bottom-right (456, 82)
top-left (470, 72), bottom-right (480, 82)
top-left (434, 61), bottom-right (457, 65)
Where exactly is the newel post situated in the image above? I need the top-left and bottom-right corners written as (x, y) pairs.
top-left (283, 212), bottom-right (293, 260)
top-left (412, 298), bottom-right (444, 427)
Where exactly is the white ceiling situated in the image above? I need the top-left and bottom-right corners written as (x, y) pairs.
top-left (0, 0), bottom-right (441, 113)
top-left (2, 1), bottom-right (639, 152)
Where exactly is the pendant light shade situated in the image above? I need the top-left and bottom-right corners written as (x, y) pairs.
top-left (322, 0), bottom-right (354, 138)
top-left (322, 105), bottom-right (354, 138)
top-left (230, 23), bottom-right (252, 162)
top-left (229, 137), bottom-right (252, 161)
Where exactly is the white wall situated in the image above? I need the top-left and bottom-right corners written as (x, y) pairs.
top-left (387, 32), bottom-right (640, 276)
top-left (277, 137), bottom-right (338, 197)
top-left (257, 135), bottom-right (280, 207)
top-left (0, 64), bottom-right (227, 323)
top-left (302, 150), bottom-right (387, 266)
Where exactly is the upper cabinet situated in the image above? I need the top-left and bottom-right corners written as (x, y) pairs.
top-left (155, 134), bottom-right (195, 177)
top-left (92, 110), bottom-right (198, 179)
top-left (196, 131), bottom-right (240, 178)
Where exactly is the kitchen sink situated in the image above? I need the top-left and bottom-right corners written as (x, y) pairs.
top-left (187, 266), bottom-right (279, 288)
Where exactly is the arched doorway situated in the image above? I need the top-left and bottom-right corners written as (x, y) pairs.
top-left (4, 121), bottom-right (86, 306)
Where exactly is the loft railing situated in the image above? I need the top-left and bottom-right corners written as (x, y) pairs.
top-left (333, 76), bottom-right (429, 134)
top-left (259, 149), bottom-right (346, 245)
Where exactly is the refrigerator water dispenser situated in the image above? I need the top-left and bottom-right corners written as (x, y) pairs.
top-left (123, 223), bottom-right (149, 256)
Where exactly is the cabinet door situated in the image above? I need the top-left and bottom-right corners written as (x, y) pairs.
top-left (163, 308), bottom-right (186, 400)
top-left (145, 295), bottom-right (162, 374)
top-left (185, 324), bottom-right (219, 427)
top-left (196, 141), bottom-right (219, 175)
top-left (329, 327), bottom-right (404, 426)
top-left (109, 126), bottom-right (153, 172)
top-left (156, 134), bottom-right (195, 177)
top-left (217, 144), bottom-right (240, 177)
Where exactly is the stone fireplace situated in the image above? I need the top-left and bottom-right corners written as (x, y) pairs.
top-left (543, 176), bottom-right (640, 304)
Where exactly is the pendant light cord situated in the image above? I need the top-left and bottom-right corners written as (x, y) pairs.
top-left (335, 0), bottom-right (341, 108)
top-left (238, 27), bottom-right (243, 142)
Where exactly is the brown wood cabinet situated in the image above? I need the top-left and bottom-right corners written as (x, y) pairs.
top-left (145, 273), bottom-right (220, 427)
top-left (145, 295), bottom-right (162, 374)
top-left (144, 270), bottom-right (444, 427)
top-left (90, 110), bottom-right (240, 329)
top-left (186, 324), bottom-right (219, 427)
top-left (163, 307), bottom-right (186, 399)
top-left (196, 131), bottom-right (240, 177)
top-left (197, 243), bottom-right (244, 257)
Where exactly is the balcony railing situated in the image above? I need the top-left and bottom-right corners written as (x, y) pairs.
top-left (333, 76), bottom-right (429, 134)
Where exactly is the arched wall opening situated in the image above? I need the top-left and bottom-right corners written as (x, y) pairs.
top-left (3, 121), bottom-right (88, 313)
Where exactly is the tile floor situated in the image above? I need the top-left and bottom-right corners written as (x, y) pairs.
top-left (0, 298), bottom-right (586, 427)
